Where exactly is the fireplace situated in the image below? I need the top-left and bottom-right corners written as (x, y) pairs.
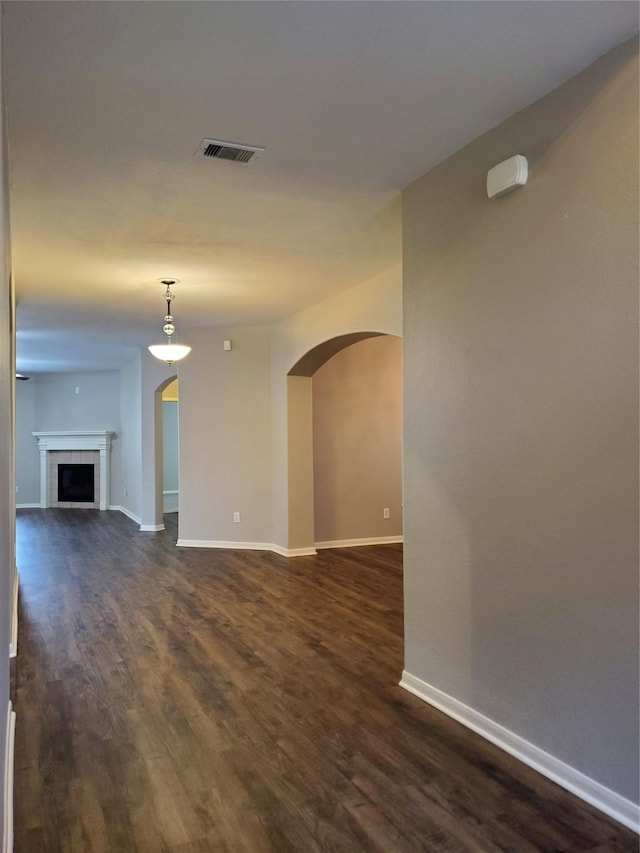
top-left (58, 463), bottom-right (95, 503)
top-left (33, 431), bottom-right (115, 510)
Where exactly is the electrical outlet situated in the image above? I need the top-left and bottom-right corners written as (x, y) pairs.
top-left (383, 507), bottom-right (390, 519)
top-left (233, 512), bottom-right (240, 523)
top-left (15, 486), bottom-right (19, 494)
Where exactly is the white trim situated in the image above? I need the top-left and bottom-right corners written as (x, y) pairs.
top-left (176, 539), bottom-right (317, 557)
top-left (140, 524), bottom-right (165, 532)
top-left (108, 505), bottom-right (142, 525)
top-left (3, 702), bottom-right (16, 853)
top-left (177, 539), bottom-right (278, 551)
top-left (15, 503), bottom-right (40, 509)
top-left (9, 571), bottom-right (18, 659)
top-left (163, 490), bottom-right (179, 513)
top-left (400, 671), bottom-right (640, 834)
top-left (316, 535), bottom-right (403, 549)
top-left (271, 545), bottom-right (317, 557)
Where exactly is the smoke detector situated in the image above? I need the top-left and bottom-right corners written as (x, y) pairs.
top-left (196, 138), bottom-right (264, 165)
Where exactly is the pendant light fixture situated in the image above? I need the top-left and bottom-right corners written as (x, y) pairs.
top-left (148, 279), bottom-right (192, 364)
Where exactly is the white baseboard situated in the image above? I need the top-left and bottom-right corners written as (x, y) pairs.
top-left (176, 536), bottom-right (403, 557)
top-left (108, 505), bottom-right (142, 525)
top-left (177, 538), bottom-right (273, 550)
top-left (163, 490), bottom-right (179, 513)
top-left (9, 570), bottom-right (18, 659)
top-left (176, 539), bottom-right (317, 557)
top-left (271, 545), bottom-right (317, 557)
top-left (15, 503), bottom-right (40, 509)
top-left (112, 506), bottom-right (165, 532)
top-left (316, 535), bottom-right (403, 549)
top-left (400, 671), bottom-right (640, 834)
top-left (3, 702), bottom-right (16, 853)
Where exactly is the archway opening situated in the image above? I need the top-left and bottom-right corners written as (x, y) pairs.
top-left (161, 378), bottom-right (179, 516)
top-left (151, 374), bottom-right (177, 535)
top-left (286, 332), bottom-right (402, 552)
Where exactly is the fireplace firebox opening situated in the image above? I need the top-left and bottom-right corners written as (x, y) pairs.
top-left (58, 463), bottom-right (95, 503)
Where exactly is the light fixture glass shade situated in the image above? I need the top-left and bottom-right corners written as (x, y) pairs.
top-left (148, 279), bottom-right (192, 364)
top-left (148, 343), bottom-right (192, 364)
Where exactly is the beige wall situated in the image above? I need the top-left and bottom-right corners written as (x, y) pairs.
top-left (178, 325), bottom-right (273, 545)
top-left (117, 353), bottom-right (142, 520)
top-left (15, 379), bottom-right (39, 504)
top-left (162, 378), bottom-right (178, 402)
top-left (313, 335), bottom-right (402, 544)
top-left (275, 264), bottom-right (402, 375)
top-left (402, 37), bottom-right (639, 804)
top-left (272, 265), bottom-right (402, 550)
top-left (174, 268), bottom-right (402, 551)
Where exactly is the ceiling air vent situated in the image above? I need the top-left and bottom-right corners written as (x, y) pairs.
top-left (197, 138), bottom-right (264, 165)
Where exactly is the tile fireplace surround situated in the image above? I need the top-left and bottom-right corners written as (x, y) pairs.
top-left (33, 431), bottom-right (115, 510)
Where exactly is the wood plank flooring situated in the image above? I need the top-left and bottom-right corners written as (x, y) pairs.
top-left (12, 508), bottom-right (638, 852)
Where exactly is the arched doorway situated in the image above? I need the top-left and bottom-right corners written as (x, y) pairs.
top-left (141, 373), bottom-right (177, 533)
top-left (161, 378), bottom-right (179, 515)
top-left (286, 331), bottom-right (402, 552)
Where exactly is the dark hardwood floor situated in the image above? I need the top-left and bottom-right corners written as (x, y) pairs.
top-left (12, 509), bottom-right (638, 852)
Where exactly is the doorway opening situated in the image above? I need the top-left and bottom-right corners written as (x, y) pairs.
top-left (286, 331), bottom-right (402, 552)
top-left (161, 378), bottom-right (179, 515)
top-left (151, 374), bottom-right (178, 537)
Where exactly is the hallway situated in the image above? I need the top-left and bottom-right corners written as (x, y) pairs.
top-left (12, 509), bottom-right (636, 852)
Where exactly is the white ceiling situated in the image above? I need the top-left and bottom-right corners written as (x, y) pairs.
top-left (4, 1), bottom-right (638, 374)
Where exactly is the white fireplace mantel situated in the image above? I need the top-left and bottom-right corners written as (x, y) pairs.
top-left (33, 431), bottom-right (116, 510)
